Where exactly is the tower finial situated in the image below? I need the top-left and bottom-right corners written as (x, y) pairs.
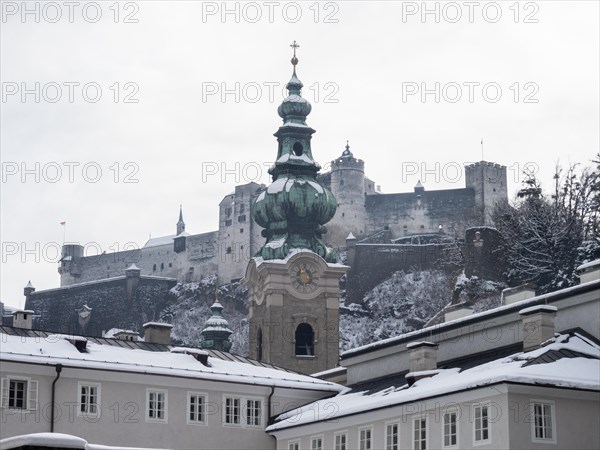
top-left (177, 205), bottom-right (185, 235)
top-left (290, 40), bottom-right (299, 67)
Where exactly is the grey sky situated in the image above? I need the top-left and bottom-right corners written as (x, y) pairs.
top-left (1, 0), bottom-right (598, 307)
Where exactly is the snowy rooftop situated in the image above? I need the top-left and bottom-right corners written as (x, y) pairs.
top-left (0, 432), bottom-right (168, 450)
top-left (143, 234), bottom-right (176, 248)
top-left (0, 333), bottom-right (342, 392)
top-left (267, 333), bottom-right (600, 431)
top-left (578, 259), bottom-right (600, 271)
top-left (103, 328), bottom-right (139, 338)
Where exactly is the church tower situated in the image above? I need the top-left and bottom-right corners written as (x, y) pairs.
top-left (244, 42), bottom-right (347, 374)
top-left (176, 205), bottom-right (186, 235)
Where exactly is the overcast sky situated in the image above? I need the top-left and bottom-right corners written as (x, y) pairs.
top-left (1, 1), bottom-right (598, 308)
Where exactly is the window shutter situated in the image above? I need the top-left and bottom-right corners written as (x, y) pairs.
top-left (1, 378), bottom-right (8, 408)
top-left (28, 380), bottom-right (38, 411)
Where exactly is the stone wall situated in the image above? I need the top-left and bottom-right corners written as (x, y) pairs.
top-left (364, 188), bottom-right (480, 239)
top-left (25, 275), bottom-right (177, 337)
top-left (346, 242), bottom-right (451, 304)
top-left (59, 231), bottom-right (220, 287)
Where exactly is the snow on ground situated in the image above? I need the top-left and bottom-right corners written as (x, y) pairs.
top-left (340, 270), bottom-right (450, 351)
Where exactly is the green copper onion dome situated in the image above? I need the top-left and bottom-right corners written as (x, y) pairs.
top-left (253, 42), bottom-right (338, 263)
top-left (200, 292), bottom-right (232, 352)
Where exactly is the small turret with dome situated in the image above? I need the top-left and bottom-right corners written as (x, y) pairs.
top-left (253, 41), bottom-right (338, 262)
top-left (200, 291), bottom-right (232, 352)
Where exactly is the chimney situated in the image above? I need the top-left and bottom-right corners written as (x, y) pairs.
top-left (578, 259), bottom-right (600, 284)
top-left (444, 302), bottom-right (473, 322)
top-left (406, 341), bottom-right (439, 386)
top-left (143, 322), bottom-right (173, 345)
top-left (12, 310), bottom-right (34, 329)
top-left (502, 283), bottom-right (536, 305)
top-left (519, 305), bottom-right (557, 352)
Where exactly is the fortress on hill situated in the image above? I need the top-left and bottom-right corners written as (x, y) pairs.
top-left (56, 153), bottom-right (508, 289)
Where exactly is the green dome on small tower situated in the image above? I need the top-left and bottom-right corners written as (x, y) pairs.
top-left (200, 291), bottom-right (232, 352)
top-left (252, 41), bottom-right (338, 262)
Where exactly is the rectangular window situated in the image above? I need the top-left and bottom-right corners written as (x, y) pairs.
top-left (225, 219), bottom-right (232, 226)
top-left (335, 432), bottom-right (347, 450)
top-left (386, 423), bottom-right (399, 450)
top-left (238, 214), bottom-right (246, 223)
top-left (146, 389), bottom-right (167, 422)
top-left (224, 396), bottom-right (241, 425)
top-left (1, 377), bottom-right (37, 411)
top-left (288, 441), bottom-right (300, 450)
top-left (532, 401), bottom-right (555, 442)
top-left (246, 399), bottom-right (262, 426)
top-left (9, 380), bottom-right (27, 409)
top-left (443, 411), bottom-right (458, 447)
top-left (474, 405), bottom-right (490, 443)
top-left (414, 417), bottom-right (427, 450)
top-left (359, 427), bottom-right (372, 450)
top-left (311, 436), bottom-right (323, 450)
top-left (188, 392), bottom-right (206, 424)
top-left (78, 383), bottom-right (100, 416)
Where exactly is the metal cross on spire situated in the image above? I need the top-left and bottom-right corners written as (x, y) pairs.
top-left (290, 40), bottom-right (299, 66)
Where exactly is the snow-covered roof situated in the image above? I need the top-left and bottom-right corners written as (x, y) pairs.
top-left (143, 235), bottom-right (176, 248)
top-left (0, 432), bottom-right (168, 450)
top-left (25, 280), bottom-right (34, 289)
top-left (126, 263), bottom-right (140, 271)
top-left (267, 333), bottom-right (600, 431)
top-left (103, 328), bottom-right (139, 338)
top-left (578, 259), bottom-right (600, 271)
top-left (142, 321), bottom-right (173, 328)
top-left (0, 333), bottom-right (342, 392)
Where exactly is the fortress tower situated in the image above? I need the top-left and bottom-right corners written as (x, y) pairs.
top-left (465, 161), bottom-right (508, 224)
top-left (325, 143), bottom-right (372, 246)
top-left (245, 43), bottom-right (347, 374)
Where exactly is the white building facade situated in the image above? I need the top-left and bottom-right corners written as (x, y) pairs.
top-left (0, 330), bottom-right (342, 449)
top-left (267, 266), bottom-right (600, 450)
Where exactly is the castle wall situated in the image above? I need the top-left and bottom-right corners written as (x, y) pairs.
top-left (55, 160), bottom-right (507, 290)
top-left (25, 275), bottom-right (177, 336)
top-left (364, 188), bottom-right (480, 240)
top-left (346, 243), bottom-right (452, 304)
top-left (59, 231), bottom-right (220, 287)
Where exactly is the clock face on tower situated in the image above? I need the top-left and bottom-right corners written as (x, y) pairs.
top-left (290, 262), bottom-right (319, 294)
